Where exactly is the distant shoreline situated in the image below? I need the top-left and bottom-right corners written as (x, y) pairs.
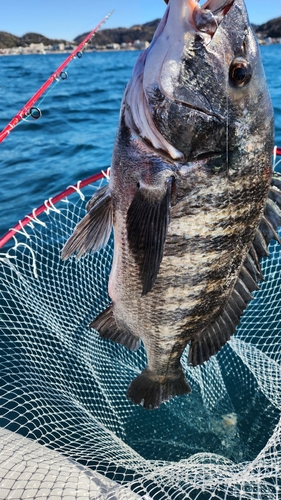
top-left (1, 15), bottom-right (281, 56)
top-left (0, 48), bottom-right (142, 57)
top-left (1, 41), bottom-right (281, 57)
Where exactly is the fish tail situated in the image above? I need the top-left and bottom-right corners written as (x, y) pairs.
top-left (126, 367), bottom-right (191, 410)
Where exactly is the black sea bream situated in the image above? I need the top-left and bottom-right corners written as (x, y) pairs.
top-left (62, 0), bottom-right (281, 409)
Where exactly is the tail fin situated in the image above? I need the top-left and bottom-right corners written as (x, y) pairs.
top-left (126, 367), bottom-right (191, 410)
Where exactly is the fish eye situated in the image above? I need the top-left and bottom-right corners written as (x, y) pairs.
top-left (229, 57), bottom-right (252, 88)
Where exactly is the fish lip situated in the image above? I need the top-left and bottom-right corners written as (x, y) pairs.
top-left (192, 150), bottom-right (226, 161)
top-left (168, 96), bottom-right (225, 122)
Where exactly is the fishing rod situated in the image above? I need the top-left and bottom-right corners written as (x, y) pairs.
top-left (0, 10), bottom-right (114, 144)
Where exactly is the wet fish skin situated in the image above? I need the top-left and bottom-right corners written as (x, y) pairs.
top-left (62, 0), bottom-right (275, 409)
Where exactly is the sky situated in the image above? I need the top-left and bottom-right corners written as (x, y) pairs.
top-left (0, 0), bottom-right (280, 41)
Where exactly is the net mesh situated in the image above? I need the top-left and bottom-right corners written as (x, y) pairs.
top-left (0, 175), bottom-right (281, 500)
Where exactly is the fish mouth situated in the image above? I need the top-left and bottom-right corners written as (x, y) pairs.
top-left (170, 96), bottom-right (224, 122)
top-left (144, 0), bottom-right (234, 110)
top-left (124, 0), bottom-right (235, 160)
top-left (160, 0), bottom-right (234, 35)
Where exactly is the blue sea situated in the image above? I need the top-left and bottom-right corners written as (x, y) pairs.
top-left (0, 45), bottom-right (281, 239)
top-left (1, 44), bottom-right (281, 487)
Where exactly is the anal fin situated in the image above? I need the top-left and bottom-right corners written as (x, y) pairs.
top-left (61, 184), bottom-right (112, 260)
top-left (126, 367), bottom-right (191, 410)
top-left (90, 304), bottom-right (140, 351)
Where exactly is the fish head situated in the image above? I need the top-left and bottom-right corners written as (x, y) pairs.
top-left (124, 0), bottom-right (274, 165)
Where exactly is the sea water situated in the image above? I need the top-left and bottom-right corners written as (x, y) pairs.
top-left (0, 46), bottom-right (281, 238)
top-left (0, 46), bottom-right (281, 469)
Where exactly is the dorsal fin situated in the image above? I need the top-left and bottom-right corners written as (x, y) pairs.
top-left (243, 252), bottom-right (264, 283)
top-left (188, 270), bottom-right (252, 367)
top-left (251, 172), bottom-right (281, 260)
top-left (188, 171), bottom-right (281, 368)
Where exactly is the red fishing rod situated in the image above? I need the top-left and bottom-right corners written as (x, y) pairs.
top-left (0, 10), bottom-right (113, 143)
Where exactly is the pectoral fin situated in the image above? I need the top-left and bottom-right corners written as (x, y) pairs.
top-left (126, 179), bottom-right (172, 295)
top-left (61, 185), bottom-right (112, 259)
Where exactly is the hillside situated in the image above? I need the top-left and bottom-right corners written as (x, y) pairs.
top-left (255, 17), bottom-right (281, 39)
top-left (0, 31), bottom-right (68, 49)
top-left (74, 19), bottom-right (160, 46)
top-left (74, 16), bottom-right (281, 46)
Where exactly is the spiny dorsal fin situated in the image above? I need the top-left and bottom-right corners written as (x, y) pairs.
top-left (259, 215), bottom-right (281, 246)
top-left (248, 244), bottom-right (262, 276)
top-left (270, 171), bottom-right (281, 193)
top-left (251, 173), bottom-right (281, 261)
top-left (239, 266), bottom-right (259, 293)
top-left (90, 304), bottom-right (140, 351)
top-left (61, 185), bottom-right (112, 260)
top-left (253, 229), bottom-right (269, 259)
top-left (243, 252), bottom-right (264, 283)
top-left (188, 262), bottom-right (260, 367)
top-left (127, 178), bottom-right (173, 295)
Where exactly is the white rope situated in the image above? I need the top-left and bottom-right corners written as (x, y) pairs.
top-left (0, 241), bottom-right (38, 279)
top-left (67, 180), bottom-right (85, 201)
top-left (0, 253), bottom-right (16, 262)
top-left (47, 198), bottom-right (61, 213)
top-left (9, 221), bottom-right (30, 240)
top-left (26, 208), bottom-right (47, 228)
top-left (44, 198), bottom-right (61, 214)
top-left (273, 146), bottom-right (281, 171)
top-left (102, 168), bottom-right (110, 181)
top-left (13, 242), bottom-right (38, 279)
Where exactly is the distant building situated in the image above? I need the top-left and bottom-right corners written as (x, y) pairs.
top-left (29, 42), bottom-right (46, 53)
top-left (106, 43), bottom-right (120, 50)
top-left (64, 44), bottom-right (77, 51)
top-left (134, 40), bottom-right (149, 50)
top-left (52, 43), bottom-right (65, 51)
top-left (93, 45), bottom-right (107, 51)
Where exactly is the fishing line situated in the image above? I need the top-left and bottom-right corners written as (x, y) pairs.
top-left (0, 10), bottom-right (114, 144)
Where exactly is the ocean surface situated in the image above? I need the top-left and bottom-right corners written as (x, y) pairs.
top-left (0, 45), bottom-right (281, 238)
top-left (1, 44), bottom-right (281, 477)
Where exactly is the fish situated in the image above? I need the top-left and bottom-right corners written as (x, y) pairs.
top-left (62, 0), bottom-right (280, 410)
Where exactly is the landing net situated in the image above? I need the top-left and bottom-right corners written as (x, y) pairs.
top-left (0, 165), bottom-right (281, 500)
